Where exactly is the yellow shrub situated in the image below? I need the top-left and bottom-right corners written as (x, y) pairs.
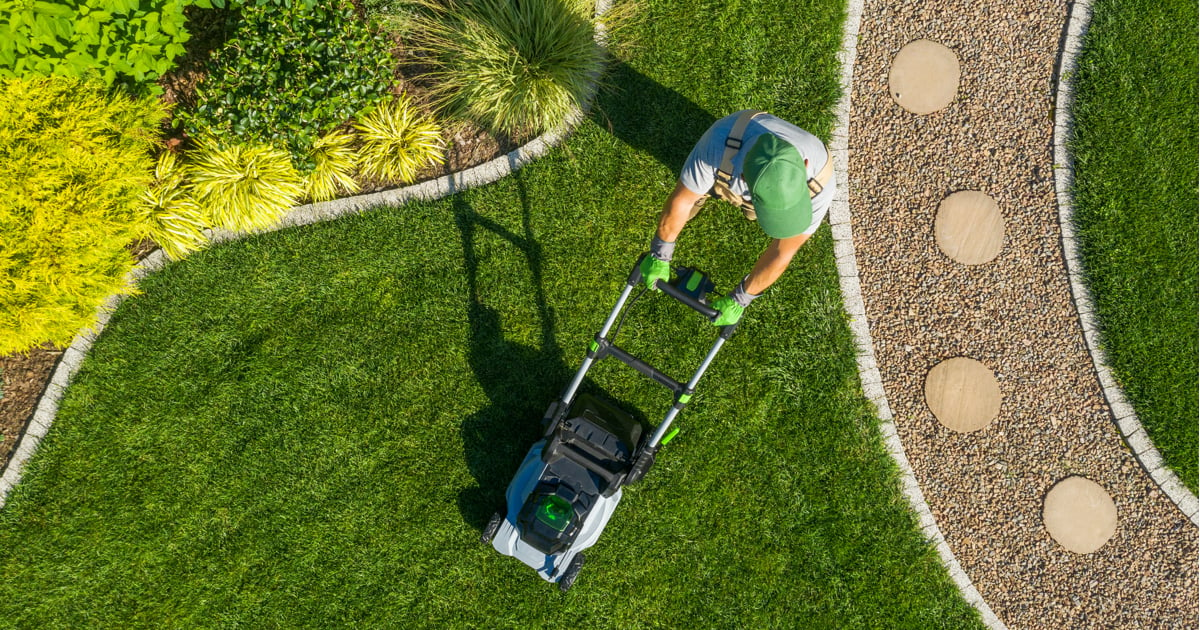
top-left (186, 138), bottom-right (305, 233)
top-left (354, 95), bottom-right (445, 184)
top-left (305, 130), bottom-right (361, 202)
top-left (0, 77), bottom-right (165, 355)
top-left (138, 152), bottom-right (209, 261)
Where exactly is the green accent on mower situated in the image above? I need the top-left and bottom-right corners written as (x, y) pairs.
top-left (537, 495), bottom-right (574, 532)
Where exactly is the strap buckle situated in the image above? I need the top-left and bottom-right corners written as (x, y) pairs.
top-left (713, 168), bottom-right (734, 187)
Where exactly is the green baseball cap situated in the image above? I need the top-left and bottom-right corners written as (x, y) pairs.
top-left (743, 134), bottom-right (811, 239)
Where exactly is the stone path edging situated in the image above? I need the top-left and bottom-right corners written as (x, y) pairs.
top-left (0, 1), bottom-right (610, 510)
top-left (827, 1), bottom-right (1007, 627)
top-left (1050, 0), bottom-right (1199, 526)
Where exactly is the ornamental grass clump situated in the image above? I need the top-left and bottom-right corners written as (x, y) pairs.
top-left (405, 0), bottom-right (605, 136)
top-left (138, 151), bottom-right (209, 260)
top-left (305, 130), bottom-right (361, 202)
top-left (0, 76), bottom-right (164, 354)
top-left (187, 139), bottom-right (304, 233)
top-left (353, 95), bottom-right (445, 184)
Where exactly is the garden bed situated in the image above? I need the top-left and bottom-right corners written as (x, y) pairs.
top-left (155, 2), bottom-right (537, 194)
top-left (0, 0), bottom-right (551, 472)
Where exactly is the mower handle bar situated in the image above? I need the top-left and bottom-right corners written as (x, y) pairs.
top-left (654, 278), bottom-right (719, 320)
top-left (551, 259), bottom-right (738, 444)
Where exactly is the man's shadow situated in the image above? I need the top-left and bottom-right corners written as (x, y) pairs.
top-left (455, 176), bottom-right (647, 531)
top-left (591, 60), bottom-right (718, 175)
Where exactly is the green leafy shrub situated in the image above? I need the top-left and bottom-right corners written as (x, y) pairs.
top-left (0, 0), bottom-right (217, 90)
top-left (305, 129), bottom-right (360, 202)
top-left (138, 151), bottom-right (209, 260)
top-left (403, 0), bottom-right (605, 135)
top-left (186, 138), bottom-right (304, 233)
top-left (176, 0), bottom-right (395, 170)
top-left (0, 76), bottom-right (164, 355)
top-left (353, 95), bottom-right (444, 184)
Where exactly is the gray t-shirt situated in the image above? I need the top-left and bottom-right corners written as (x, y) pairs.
top-left (680, 111), bottom-right (835, 232)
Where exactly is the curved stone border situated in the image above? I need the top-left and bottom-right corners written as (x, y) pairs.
top-left (827, 2), bottom-right (1006, 628)
top-left (0, 1), bottom-right (611, 510)
top-left (1051, 0), bottom-right (1198, 526)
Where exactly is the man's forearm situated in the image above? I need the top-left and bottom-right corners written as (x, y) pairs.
top-left (744, 233), bottom-right (809, 295)
top-left (655, 180), bottom-right (704, 243)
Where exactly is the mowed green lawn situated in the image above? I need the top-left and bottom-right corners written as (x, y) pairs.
top-left (0, 0), bottom-right (982, 627)
top-left (1069, 0), bottom-right (1198, 491)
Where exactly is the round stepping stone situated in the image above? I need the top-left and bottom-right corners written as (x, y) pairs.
top-left (889, 40), bottom-right (961, 115)
top-left (924, 357), bottom-right (1001, 433)
top-left (935, 191), bottom-right (1005, 265)
top-left (1043, 476), bottom-right (1118, 554)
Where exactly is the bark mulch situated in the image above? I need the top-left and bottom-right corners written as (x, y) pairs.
top-left (0, 347), bottom-right (62, 472)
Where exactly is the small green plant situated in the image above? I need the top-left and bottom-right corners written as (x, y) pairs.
top-left (186, 138), bottom-right (304, 233)
top-left (138, 152), bottom-right (209, 260)
top-left (305, 130), bottom-right (360, 202)
top-left (0, 0), bottom-right (218, 91)
top-left (402, 0), bottom-right (605, 135)
top-left (353, 95), bottom-right (445, 184)
top-left (0, 76), bottom-right (164, 355)
top-left (176, 0), bottom-right (395, 170)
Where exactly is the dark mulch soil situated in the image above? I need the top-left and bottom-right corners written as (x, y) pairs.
top-left (0, 347), bottom-right (62, 472)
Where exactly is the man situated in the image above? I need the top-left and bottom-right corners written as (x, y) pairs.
top-left (639, 110), bottom-right (836, 325)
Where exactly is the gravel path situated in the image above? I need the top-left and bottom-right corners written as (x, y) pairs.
top-left (845, 0), bottom-right (1198, 627)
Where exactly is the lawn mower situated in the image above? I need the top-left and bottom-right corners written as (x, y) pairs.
top-left (479, 254), bottom-right (738, 591)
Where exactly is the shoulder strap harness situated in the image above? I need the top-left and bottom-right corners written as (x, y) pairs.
top-left (711, 110), bottom-right (835, 223)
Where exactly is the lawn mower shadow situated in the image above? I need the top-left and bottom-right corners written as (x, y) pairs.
top-left (452, 183), bottom-right (647, 531)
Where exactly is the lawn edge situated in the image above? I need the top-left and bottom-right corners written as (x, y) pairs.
top-left (1051, 0), bottom-right (1199, 523)
top-left (828, 1), bottom-right (1007, 628)
top-left (0, 0), bottom-right (612, 511)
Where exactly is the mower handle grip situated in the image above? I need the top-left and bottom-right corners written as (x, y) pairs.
top-left (630, 254), bottom-right (719, 321)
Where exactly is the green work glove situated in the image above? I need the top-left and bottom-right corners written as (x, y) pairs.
top-left (711, 296), bottom-right (744, 326)
top-left (640, 254), bottom-right (670, 292)
top-left (711, 279), bottom-right (759, 326)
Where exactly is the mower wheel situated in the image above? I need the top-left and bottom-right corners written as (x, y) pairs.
top-left (558, 554), bottom-right (585, 592)
top-left (481, 512), bottom-right (503, 545)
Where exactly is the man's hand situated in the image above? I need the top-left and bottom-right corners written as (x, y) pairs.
top-left (711, 279), bottom-right (760, 326)
top-left (711, 296), bottom-right (744, 326)
top-left (640, 254), bottom-right (670, 292)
